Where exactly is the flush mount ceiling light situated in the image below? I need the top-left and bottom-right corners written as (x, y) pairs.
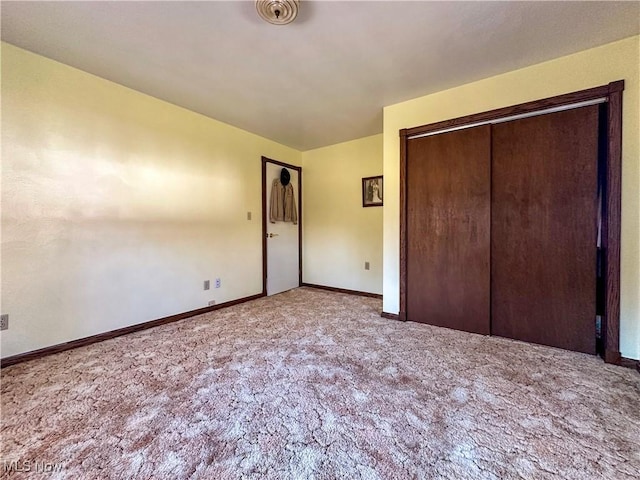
top-left (256, 0), bottom-right (299, 25)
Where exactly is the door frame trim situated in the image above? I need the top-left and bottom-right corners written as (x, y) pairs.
top-left (399, 80), bottom-right (624, 364)
top-left (262, 156), bottom-right (303, 296)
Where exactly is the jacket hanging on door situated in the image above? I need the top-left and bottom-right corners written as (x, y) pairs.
top-left (269, 179), bottom-right (298, 224)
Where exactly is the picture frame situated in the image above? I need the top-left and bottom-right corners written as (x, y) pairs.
top-left (362, 175), bottom-right (383, 207)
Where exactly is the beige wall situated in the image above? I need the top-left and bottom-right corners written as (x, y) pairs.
top-left (302, 135), bottom-right (383, 294)
top-left (383, 36), bottom-right (640, 359)
top-left (1, 43), bottom-right (301, 358)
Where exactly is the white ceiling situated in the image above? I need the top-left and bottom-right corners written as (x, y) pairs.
top-left (1, 1), bottom-right (638, 151)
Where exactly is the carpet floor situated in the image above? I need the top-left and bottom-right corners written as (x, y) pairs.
top-left (1, 287), bottom-right (639, 479)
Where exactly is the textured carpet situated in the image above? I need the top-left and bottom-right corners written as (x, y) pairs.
top-left (1, 287), bottom-right (639, 479)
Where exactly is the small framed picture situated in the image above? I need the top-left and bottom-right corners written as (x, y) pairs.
top-left (362, 176), bottom-right (383, 207)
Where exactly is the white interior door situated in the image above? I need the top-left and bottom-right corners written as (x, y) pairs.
top-left (266, 161), bottom-right (300, 296)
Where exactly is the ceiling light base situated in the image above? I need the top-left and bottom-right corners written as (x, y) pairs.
top-left (256, 0), bottom-right (299, 25)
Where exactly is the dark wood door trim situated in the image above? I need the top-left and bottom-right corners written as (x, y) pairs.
top-left (404, 84), bottom-right (613, 138)
top-left (261, 156), bottom-right (303, 296)
top-left (399, 81), bottom-right (624, 363)
top-left (603, 82), bottom-right (623, 364)
top-left (399, 133), bottom-right (408, 321)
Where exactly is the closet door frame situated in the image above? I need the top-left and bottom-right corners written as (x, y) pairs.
top-left (399, 80), bottom-right (624, 365)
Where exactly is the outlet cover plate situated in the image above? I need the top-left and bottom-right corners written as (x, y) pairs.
top-left (204, 280), bottom-right (210, 290)
top-left (208, 300), bottom-right (216, 306)
top-left (215, 278), bottom-right (221, 288)
top-left (0, 314), bottom-right (8, 331)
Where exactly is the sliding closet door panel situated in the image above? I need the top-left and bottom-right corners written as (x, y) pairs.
top-left (406, 125), bottom-right (491, 334)
top-left (491, 106), bottom-right (599, 354)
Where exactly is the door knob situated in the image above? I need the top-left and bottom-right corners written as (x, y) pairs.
top-left (268, 233), bottom-right (280, 238)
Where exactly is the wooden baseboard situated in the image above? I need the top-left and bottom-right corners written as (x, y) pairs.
top-left (620, 356), bottom-right (640, 374)
top-left (1, 293), bottom-right (265, 368)
top-left (301, 283), bottom-right (382, 300)
top-left (381, 312), bottom-right (400, 321)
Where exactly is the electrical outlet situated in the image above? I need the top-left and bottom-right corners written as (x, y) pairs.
top-left (247, 211), bottom-right (252, 220)
top-left (365, 261), bottom-right (370, 270)
top-left (215, 278), bottom-right (221, 289)
top-left (204, 280), bottom-right (210, 290)
top-left (0, 314), bottom-right (8, 331)
top-left (208, 300), bottom-right (216, 306)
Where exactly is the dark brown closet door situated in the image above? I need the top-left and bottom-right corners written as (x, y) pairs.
top-left (406, 125), bottom-right (491, 334)
top-left (491, 106), bottom-right (599, 354)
